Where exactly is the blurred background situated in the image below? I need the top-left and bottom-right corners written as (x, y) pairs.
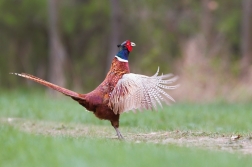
top-left (1, 0), bottom-right (251, 102)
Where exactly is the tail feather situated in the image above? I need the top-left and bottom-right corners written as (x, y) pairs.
top-left (10, 73), bottom-right (85, 100)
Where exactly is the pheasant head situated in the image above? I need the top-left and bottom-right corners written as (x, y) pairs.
top-left (115, 40), bottom-right (136, 62)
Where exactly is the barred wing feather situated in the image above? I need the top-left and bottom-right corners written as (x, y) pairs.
top-left (109, 68), bottom-right (179, 114)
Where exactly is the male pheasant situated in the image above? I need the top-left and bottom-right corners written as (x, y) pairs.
top-left (11, 40), bottom-right (178, 139)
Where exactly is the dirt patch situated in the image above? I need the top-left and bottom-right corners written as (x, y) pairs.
top-left (1, 117), bottom-right (112, 138)
top-left (1, 117), bottom-right (252, 154)
top-left (129, 131), bottom-right (252, 154)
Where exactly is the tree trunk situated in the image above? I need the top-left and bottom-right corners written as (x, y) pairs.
top-left (241, 0), bottom-right (252, 74)
top-left (200, 0), bottom-right (213, 55)
top-left (48, 0), bottom-right (66, 95)
top-left (106, 0), bottom-right (121, 71)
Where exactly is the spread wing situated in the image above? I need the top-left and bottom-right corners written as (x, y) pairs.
top-left (109, 68), bottom-right (179, 114)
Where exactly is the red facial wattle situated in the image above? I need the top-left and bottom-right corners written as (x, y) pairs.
top-left (126, 40), bottom-right (133, 52)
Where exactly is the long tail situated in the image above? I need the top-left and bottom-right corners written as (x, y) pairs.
top-left (10, 73), bottom-right (85, 100)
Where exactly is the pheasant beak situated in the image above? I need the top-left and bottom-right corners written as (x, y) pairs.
top-left (126, 41), bottom-right (135, 52)
top-left (117, 40), bottom-right (136, 52)
top-left (131, 42), bottom-right (136, 47)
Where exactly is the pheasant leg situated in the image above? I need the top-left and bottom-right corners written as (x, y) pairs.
top-left (115, 127), bottom-right (124, 139)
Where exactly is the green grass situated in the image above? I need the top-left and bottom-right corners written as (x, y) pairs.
top-left (1, 89), bottom-right (252, 166)
top-left (1, 89), bottom-right (252, 133)
top-left (1, 126), bottom-right (252, 167)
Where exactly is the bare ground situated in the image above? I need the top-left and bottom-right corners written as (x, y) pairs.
top-left (1, 117), bottom-right (252, 155)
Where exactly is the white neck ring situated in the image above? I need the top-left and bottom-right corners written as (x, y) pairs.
top-left (115, 56), bottom-right (128, 62)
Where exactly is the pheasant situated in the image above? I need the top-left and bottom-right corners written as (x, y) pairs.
top-left (11, 40), bottom-right (178, 139)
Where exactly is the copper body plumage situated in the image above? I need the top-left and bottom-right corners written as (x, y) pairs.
top-left (72, 57), bottom-right (130, 138)
top-left (11, 40), bottom-right (178, 139)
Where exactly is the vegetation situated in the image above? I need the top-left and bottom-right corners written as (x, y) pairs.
top-left (1, 0), bottom-right (252, 102)
top-left (1, 90), bottom-right (252, 166)
top-left (1, 125), bottom-right (252, 167)
top-left (1, 1), bottom-right (252, 166)
top-left (1, 89), bottom-right (252, 132)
